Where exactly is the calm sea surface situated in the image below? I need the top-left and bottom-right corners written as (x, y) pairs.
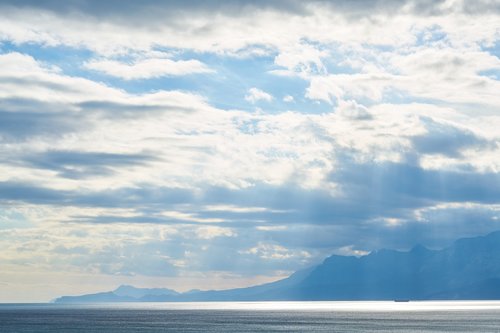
top-left (1, 301), bottom-right (500, 332)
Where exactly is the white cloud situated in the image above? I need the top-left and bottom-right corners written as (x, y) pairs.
top-left (0, 52), bottom-right (497, 194)
top-left (245, 87), bottom-right (274, 103)
top-left (332, 245), bottom-right (369, 257)
top-left (274, 42), bottom-right (327, 76)
top-left (195, 226), bottom-right (236, 239)
top-left (0, 53), bottom-right (497, 193)
top-left (0, 52), bottom-right (212, 109)
top-left (160, 211), bottom-right (226, 224)
top-left (303, 45), bottom-right (500, 113)
top-left (204, 205), bottom-right (272, 213)
top-left (389, 47), bottom-right (500, 109)
top-left (2, 1), bottom-right (497, 56)
top-left (306, 72), bottom-right (395, 104)
top-left (283, 95), bottom-right (294, 103)
top-left (241, 242), bottom-right (311, 261)
top-left (85, 57), bottom-right (214, 80)
top-left (335, 99), bottom-right (372, 120)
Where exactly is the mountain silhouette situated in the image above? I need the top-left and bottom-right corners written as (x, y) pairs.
top-left (55, 231), bottom-right (500, 303)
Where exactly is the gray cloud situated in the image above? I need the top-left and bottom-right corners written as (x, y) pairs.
top-left (461, 0), bottom-right (500, 14)
top-left (0, 0), bottom-right (494, 25)
top-left (1, 155), bottom-right (499, 277)
top-left (0, 111), bottom-right (84, 142)
top-left (77, 100), bottom-right (199, 118)
top-left (0, 98), bottom-right (90, 142)
top-left (333, 159), bottom-right (500, 205)
top-left (2, 155), bottom-right (498, 227)
top-left (411, 117), bottom-right (491, 157)
top-left (0, 76), bottom-right (84, 95)
top-left (0, 0), bottom-right (308, 16)
top-left (20, 150), bottom-right (158, 179)
top-left (0, 181), bottom-right (72, 204)
top-left (0, 0), bottom-right (309, 34)
top-left (319, 0), bottom-right (453, 17)
top-left (2, 160), bottom-right (498, 209)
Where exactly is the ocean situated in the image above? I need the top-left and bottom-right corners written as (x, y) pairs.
top-left (1, 301), bottom-right (500, 332)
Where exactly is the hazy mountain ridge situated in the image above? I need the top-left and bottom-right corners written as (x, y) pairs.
top-left (54, 286), bottom-right (179, 303)
top-left (54, 231), bottom-right (500, 303)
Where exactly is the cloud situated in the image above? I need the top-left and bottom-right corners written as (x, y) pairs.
top-left (388, 47), bottom-right (500, 108)
top-left (240, 241), bottom-right (310, 261)
top-left (302, 46), bottom-right (500, 113)
top-left (245, 87), bottom-right (274, 104)
top-left (0, 52), bottom-right (211, 110)
top-left (195, 226), bottom-right (237, 239)
top-left (85, 57), bottom-right (214, 80)
top-left (332, 159), bottom-right (500, 207)
top-left (19, 150), bottom-right (158, 179)
top-left (0, 1), bottom-right (309, 18)
top-left (1, 0), bottom-right (497, 56)
top-left (1, 168), bottom-right (498, 288)
top-left (0, 109), bottom-right (85, 142)
top-left (306, 73), bottom-right (394, 104)
top-left (0, 0), bottom-right (499, 301)
top-left (2, 155), bottom-right (498, 228)
top-left (274, 42), bottom-right (327, 76)
top-left (411, 117), bottom-right (491, 157)
top-left (335, 99), bottom-right (372, 120)
top-left (0, 181), bottom-right (71, 204)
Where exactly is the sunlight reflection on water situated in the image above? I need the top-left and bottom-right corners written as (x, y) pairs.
top-left (51, 300), bottom-right (500, 312)
top-left (3, 302), bottom-right (500, 332)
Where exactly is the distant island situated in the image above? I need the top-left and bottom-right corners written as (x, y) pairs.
top-left (55, 231), bottom-right (500, 303)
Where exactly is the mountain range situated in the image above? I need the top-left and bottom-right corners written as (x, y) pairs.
top-left (54, 231), bottom-right (500, 303)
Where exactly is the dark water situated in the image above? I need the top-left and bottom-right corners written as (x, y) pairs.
top-left (1, 302), bottom-right (500, 332)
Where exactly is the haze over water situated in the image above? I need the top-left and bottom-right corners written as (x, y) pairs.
top-left (2, 301), bottom-right (500, 332)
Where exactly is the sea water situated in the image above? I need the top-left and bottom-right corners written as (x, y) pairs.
top-left (1, 301), bottom-right (500, 332)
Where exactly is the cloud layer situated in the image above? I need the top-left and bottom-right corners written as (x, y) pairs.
top-left (0, 0), bottom-right (499, 301)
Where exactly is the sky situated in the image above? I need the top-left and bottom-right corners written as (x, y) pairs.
top-left (0, 0), bottom-right (499, 302)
